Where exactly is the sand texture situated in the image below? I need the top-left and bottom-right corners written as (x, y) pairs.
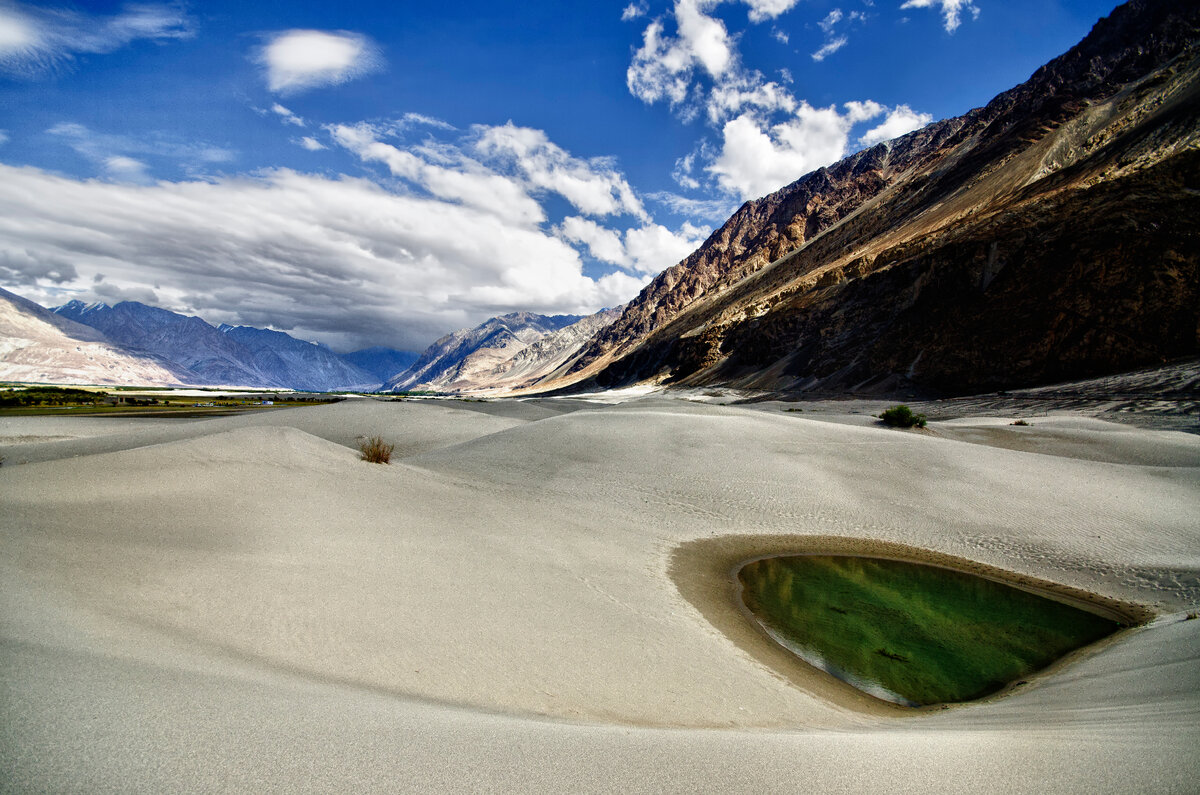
top-left (1, 396), bottom-right (1198, 792)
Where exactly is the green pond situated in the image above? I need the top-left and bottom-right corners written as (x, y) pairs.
top-left (737, 555), bottom-right (1123, 706)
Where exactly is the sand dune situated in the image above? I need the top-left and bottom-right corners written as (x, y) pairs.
top-left (1, 397), bottom-right (1197, 791)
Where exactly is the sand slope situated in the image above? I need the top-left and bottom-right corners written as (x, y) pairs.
top-left (1, 397), bottom-right (1197, 791)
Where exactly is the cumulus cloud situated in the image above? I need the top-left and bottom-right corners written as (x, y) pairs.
top-left (900, 0), bottom-right (979, 33)
top-left (0, 164), bottom-right (646, 351)
top-left (257, 29), bottom-right (383, 94)
top-left (624, 2), bottom-right (928, 202)
top-left (298, 136), bottom-right (326, 151)
top-left (707, 101), bottom-right (885, 199)
top-left (474, 123), bottom-right (648, 221)
top-left (741, 0), bottom-right (801, 23)
top-left (857, 104), bottom-right (933, 147)
top-left (626, 0), bottom-right (737, 111)
top-left (557, 216), bottom-right (709, 274)
top-left (0, 1), bottom-right (192, 77)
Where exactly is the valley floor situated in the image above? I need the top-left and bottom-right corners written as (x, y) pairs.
top-left (1, 394), bottom-right (1198, 792)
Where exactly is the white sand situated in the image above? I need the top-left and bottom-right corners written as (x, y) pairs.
top-left (1, 396), bottom-right (1197, 791)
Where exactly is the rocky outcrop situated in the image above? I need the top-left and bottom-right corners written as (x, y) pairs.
top-left (560, 0), bottom-right (1200, 396)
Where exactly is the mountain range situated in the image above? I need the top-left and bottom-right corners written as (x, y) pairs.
top-left (383, 309), bottom-right (620, 393)
top-left (1, 0), bottom-right (1195, 398)
top-left (545, 0), bottom-right (1199, 396)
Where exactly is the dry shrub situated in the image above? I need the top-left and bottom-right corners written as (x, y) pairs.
top-left (358, 435), bottom-right (394, 464)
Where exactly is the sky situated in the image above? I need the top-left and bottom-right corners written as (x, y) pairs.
top-left (0, 0), bottom-right (1120, 353)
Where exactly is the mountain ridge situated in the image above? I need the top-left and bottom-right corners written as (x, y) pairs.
top-left (544, 0), bottom-right (1200, 396)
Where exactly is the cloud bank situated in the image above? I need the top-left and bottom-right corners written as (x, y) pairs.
top-left (0, 118), bottom-right (707, 351)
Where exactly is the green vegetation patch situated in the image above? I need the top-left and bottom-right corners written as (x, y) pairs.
top-left (738, 555), bottom-right (1121, 706)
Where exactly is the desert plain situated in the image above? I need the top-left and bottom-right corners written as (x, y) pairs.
top-left (1, 392), bottom-right (1198, 792)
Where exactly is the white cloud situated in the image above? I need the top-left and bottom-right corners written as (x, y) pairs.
top-left (623, 222), bottom-right (708, 273)
top-left (857, 104), bottom-right (933, 147)
top-left (626, 1), bottom-right (736, 110)
top-left (621, 2), bottom-right (649, 21)
top-left (0, 164), bottom-right (645, 351)
top-left (742, 0), bottom-right (801, 23)
top-left (47, 122), bottom-right (234, 181)
top-left (819, 9), bottom-right (844, 33)
top-left (811, 36), bottom-right (847, 62)
top-left (707, 73), bottom-right (796, 123)
top-left (0, 129), bottom-right (8, 145)
top-left (102, 155), bottom-right (151, 183)
top-left (257, 29), bottom-right (383, 94)
top-left (330, 123), bottom-right (544, 226)
top-left (707, 101), bottom-right (885, 199)
top-left (297, 136), bottom-right (326, 151)
top-left (672, 152), bottom-right (701, 190)
top-left (474, 123), bottom-right (648, 220)
top-left (0, 2), bottom-right (192, 77)
top-left (558, 216), bottom-right (710, 275)
top-left (647, 191), bottom-right (737, 224)
top-left (271, 103), bottom-right (305, 127)
top-left (900, 0), bottom-right (979, 33)
top-left (772, 28), bottom-right (789, 44)
top-left (558, 217), bottom-right (629, 266)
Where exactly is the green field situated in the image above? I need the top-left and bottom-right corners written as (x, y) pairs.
top-left (738, 555), bottom-right (1122, 706)
top-left (0, 386), bottom-right (341, 417)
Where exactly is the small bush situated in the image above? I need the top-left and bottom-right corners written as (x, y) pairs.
top-left (358, 435), bottom-right (394, 464)
top-left (1010, 419), bottom-right (1030, 427)
top-left (878, 404), bottom-right (927, 428)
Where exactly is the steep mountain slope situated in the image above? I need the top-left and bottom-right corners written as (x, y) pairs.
top-left (217, 325), bottom-right (377, 392)
top-left (450, 308), bottom-right (621, 393)
top-left (340, 347), bottom-right (420, 383)
top-left (0, 288), bottom-right (193, 386)
top-left (555, 0), bottom-right (1200, 396)
top-left (384, 311), bottom-right (585, 392)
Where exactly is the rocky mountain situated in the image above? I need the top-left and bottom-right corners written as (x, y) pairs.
top-left (54, 300), bottom-right (273, 387)
top-left (217, 325), bottom-right (378, 392)
top-left (0, 288), bottom-right (192, 386)
top-left (52, 299), bottom-right (383, 391)
top-left (551, 0), bottom-right (1200, 396)
top-left (384, 310), bottom-right (619, 393)
top-left (340, 346), bottom-right (420, 383)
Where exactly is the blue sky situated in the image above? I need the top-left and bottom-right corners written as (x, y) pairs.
top-left (0, 0), bottom-right (1119, 352)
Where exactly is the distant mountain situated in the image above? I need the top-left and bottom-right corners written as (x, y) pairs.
top-left (384, 311), bottom-right (589, 392)
top-left (54, 300), bottom-right (275, 387)
top-left (340, 346), bottom-right (420, 383)
top-left (52, 299), bottom-right (379, 391)
top-left (552, 0), bottom-right (1200, 396)
top-left (217, 325), bottom-right (378, 392)
top-left (466, 308), bottom-right (623, 392)
top-left (0, 288), bottom-right (193, 386)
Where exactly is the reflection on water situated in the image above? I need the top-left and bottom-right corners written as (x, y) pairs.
top-left (738, 555), bottom-right (1121, 706)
